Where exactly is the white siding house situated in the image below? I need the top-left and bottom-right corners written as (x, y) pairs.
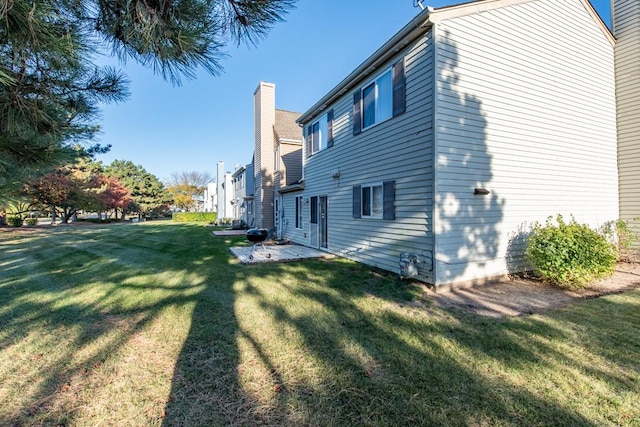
top-left (614, 0), bottom-right (640, 243)
top-left (285, 0), bottom-right (619, 288)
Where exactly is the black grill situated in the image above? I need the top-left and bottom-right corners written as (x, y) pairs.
top-left (246, 228), bottom-right (270, 261)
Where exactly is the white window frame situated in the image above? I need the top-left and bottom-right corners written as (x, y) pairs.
top-left (311, 114), bottom-right (328, 155)
top-left (361, 183), bottom-right (384, 219)
top-left (361, 67), bottom-right (393, 131)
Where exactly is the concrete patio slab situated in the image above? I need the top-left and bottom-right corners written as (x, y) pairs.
top-left (212, 230), bottom-right (246, 236)
top-left (230, 243), bottom-right (332, 264)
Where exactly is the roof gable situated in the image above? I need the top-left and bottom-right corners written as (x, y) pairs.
top-left (274, 109), bottom-right (302, 142)
top-left (297, 0), bottom-right (613, 124)
top-left (429, 0), bottom-right (613, 45)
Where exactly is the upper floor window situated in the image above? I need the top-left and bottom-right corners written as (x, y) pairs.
top-left (305, 109), bottom-right (334, 158)
top-left (362, 70), bottom-right (393, 129)
top-left (353, 57), bottom-right (406, 135)
top-left (274, 144), bottom-right (281, 172)
top-left (234, 174), bottom-right (243, 190)
top-left (312, 115), bottom-right (327, 154)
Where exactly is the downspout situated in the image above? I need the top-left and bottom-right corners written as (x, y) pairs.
top-left (431, 21), bottom-right (440, 288)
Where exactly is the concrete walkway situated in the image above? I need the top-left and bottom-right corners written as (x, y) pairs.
top-left (230, 243), bottom-right (331, 264)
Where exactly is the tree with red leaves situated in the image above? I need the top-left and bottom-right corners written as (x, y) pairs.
top-left (89, 175), bottom-right (132, 220)
top-left (24, 170), bottom-right (89, 224)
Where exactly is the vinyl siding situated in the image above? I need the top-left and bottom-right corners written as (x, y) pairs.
top-left (292, 32), bottom-right (435, 282)
top-left (433, 0), bottom-right (618, 284)
top-left (254, 82), bottom-right (276, 230)
top-left (279, 142), bottom-right (303, 186)
top-left (614, 0), bottom-right (640, 243)
top-left (281, 193), bottom-right (307, 243)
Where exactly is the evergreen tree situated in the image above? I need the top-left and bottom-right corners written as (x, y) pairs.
top-left (1, 0), bottom-right (296, 197)
top-left (0, 0), bottom-right (128, 196)
top-left (104, 160), bottom-right (170, 217)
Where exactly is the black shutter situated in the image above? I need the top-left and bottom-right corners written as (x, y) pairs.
top-left (392, 58), bottom-right (406, 117)
top-left (305, 125), bottom-right (312, 158)
top-left (353, 91), bottom-right (362, 135)
top-left (383, 180), bottom-right (395, 220)
top-left (352, 185), bottom-right (361, 218)
top-left (327, 109), bottom-right (334, 148)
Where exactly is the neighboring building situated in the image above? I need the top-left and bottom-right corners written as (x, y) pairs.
top-left (230, 161), bottom-right (257, 227)
top-left (230, 164), bottom-right (247, 225)
top-left (215, 161), bottom-right (233, 221)
top-left (231, 165), bottom-right (246, 222)
top-left (274, 109), bottom-right (304, 239)
top-left (280, 0), bottom-right (618, 288)
top-left (253, 82), bottom-right (302, 235)
top-left (203, 182), bottom-right (216, 213)
top-left (245, 158), bottom-right (255, 228)
top-left (614, 0), bottom-right (640, 244)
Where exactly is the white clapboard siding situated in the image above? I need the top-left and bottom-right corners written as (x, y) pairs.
top-left (433, 0), bottom-right (618, 284)
top-left (614, 0), bottom-right (640, 243)
top-left (290, 32), bottom-right (436, 282)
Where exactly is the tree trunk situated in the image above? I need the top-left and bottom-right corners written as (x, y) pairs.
top-left (50, 206), bottom-right (56, 225)
top-left (62, 208), bottom-right (76, 224)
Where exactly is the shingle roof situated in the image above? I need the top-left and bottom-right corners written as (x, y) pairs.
top-left (274, 109), bottom-right (302, 142)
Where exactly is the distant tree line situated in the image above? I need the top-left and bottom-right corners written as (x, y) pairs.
top-left (2, 157), bottom-right (171, 225)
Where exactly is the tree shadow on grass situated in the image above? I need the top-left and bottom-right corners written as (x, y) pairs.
top-left (2, 224), bottom-right (637, 426)
top-left (0, 223), bottom-right (243, 425)
top-left (164, 249), bottom-right (636, 425)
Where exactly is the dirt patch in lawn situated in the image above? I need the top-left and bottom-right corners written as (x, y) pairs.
top-left (430, 260), bottom-right (640, 318)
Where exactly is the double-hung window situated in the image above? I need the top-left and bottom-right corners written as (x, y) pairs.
top-left (353, 181), bottom-right (395, 220)
top-left (306, 110), bottom-right (334, 158)
top-left (361, 184), bottom-right (384, 218)
top-left (353, 58), bottom-right (405, 135)
top-left (311, 115), bottom-right (327, 154)
top-left (362, 70), bottom-right (393, 129)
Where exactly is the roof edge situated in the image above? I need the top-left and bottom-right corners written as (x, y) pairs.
top-left (297, 7), bottom-right (432, 124)
top-left (429, 0), bottom-right (613, 45)
top-left (278, 181), bottom-right (305, 194)
top-left (297, 0), bottom-right (613, 125)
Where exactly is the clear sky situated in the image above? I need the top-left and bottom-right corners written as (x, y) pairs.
top-left (95, 0), bottom-right (612, 183)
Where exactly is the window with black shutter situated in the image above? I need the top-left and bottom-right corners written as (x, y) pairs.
top-left (352, 56), bottom-right (406, 134)
top-left (353, 181), bottom-right (395, 220)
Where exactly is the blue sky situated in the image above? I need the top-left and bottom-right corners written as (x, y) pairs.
top-left (96, 0), bottom-right (612, 183)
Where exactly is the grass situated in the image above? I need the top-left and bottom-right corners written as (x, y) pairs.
top-left (1, 222), bottom-right (639, 426)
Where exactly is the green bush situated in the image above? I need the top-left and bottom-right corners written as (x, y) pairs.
top-left (6, 216), bottom-right (23, 227)
top-left (525, 215), bottom-right (617, 289)
top-left (172, 212), bottom-right (217, 223)
top-left (24, 218), bottom-right (38, 226)
top-left (601, 218), bottom-right (638, 262)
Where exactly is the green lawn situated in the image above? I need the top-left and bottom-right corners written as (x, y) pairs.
top-left (1, 222), bottom-right (639, 426)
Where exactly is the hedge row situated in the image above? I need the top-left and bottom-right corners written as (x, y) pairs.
top-left (172, 212), bottom-right (217, 223)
